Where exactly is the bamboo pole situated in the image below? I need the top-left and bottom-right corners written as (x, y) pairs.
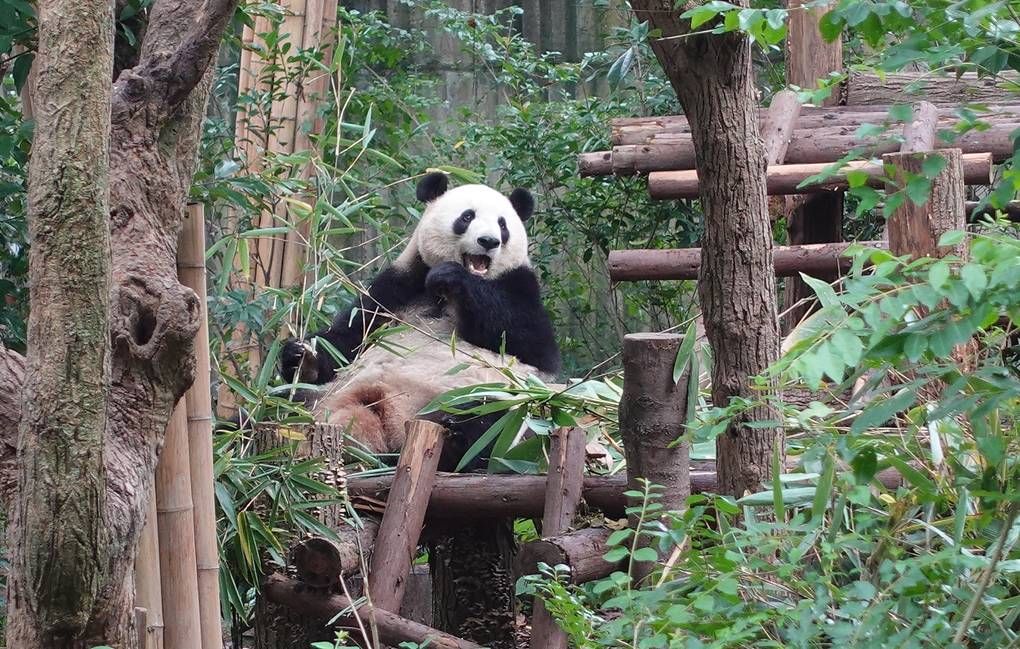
top-left (135, 483), bottom-right (165, 649)
top-left (155, 401), bottom-right (203, 649)
top-left (178, 203), bottom-right (223, 649)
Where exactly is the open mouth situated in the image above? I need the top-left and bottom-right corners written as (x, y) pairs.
top-left (462, 254), bottom-right (491, 276)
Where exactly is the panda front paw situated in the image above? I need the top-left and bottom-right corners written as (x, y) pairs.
top-left (280, 338), bottom-right (319, 384)
top-left (425, 261), bottom-right (469, 298)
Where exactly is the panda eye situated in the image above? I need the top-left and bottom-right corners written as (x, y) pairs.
top-left (459, 210), bottom-right (475, 223)
top-left (497, 217), bottom-right (506, 227)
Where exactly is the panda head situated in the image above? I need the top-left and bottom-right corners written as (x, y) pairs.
top-left (410, 172), bottom-right (534, 278)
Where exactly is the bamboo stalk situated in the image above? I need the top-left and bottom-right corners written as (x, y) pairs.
top-left (155, 400), bottom-right (203, 649)
top-left (135, 483), bottom-right (165, 649)
top-left (178, 203), bottom-right (223, 649)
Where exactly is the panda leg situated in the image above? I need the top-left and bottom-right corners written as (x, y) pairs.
top-left (419, 402), bottom-right (504, 473)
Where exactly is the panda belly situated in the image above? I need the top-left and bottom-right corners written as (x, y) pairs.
top-left (310, 300), bottom-right (546, 456)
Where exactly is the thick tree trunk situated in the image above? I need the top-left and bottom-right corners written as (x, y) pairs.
top-left (1, 0), bottom-right (241, 646)
top-left (630, 0), bottom-right (782, 497)
top-left (9, 0), bottom-right (114, 646)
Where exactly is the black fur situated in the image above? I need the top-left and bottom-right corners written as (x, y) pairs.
top-left (416, 171), bottom-right (448, 202)
top-left (425, 262), bottom-right (560, 375)
top-left (509, 188), bottom-right (534, 221)
top-left (280, 257), bottom-right (429, 383)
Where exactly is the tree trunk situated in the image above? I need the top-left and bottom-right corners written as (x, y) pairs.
top-left (630, 0), bottom-right (782, 498)
top-left (1, 0), bottom-right (242, 645)
top-left (9, 0), bottom-right (114, 645)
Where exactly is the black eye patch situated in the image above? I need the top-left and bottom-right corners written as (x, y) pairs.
top-left (453, 209), bottom-right (475, 235)
top-left (499, 217), bottom-right (509, 244)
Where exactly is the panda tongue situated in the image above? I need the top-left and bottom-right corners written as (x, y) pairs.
top-left (466, 255), bottom-right (490, 275)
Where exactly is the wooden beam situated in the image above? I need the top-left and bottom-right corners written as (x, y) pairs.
top-left (348, 465), bottom-right (904, 519)
top-left (369, 420), bottom-right (446, 613)
top-left (262, 573), bottom-right (483, 649)
top-left (845, 70), bottom-right (1019, 107)
top-left (884, 149), bottom-right (967, 259)
top-left (609, 240), bottom-right (886, 282)
top-left (586, 119), bottom-right (1017, 176)
top-left (529, 428), bottom-right (587, 649)
top-left (607, 104), bottom-right (1020, 146)
top-left (762, 90), bottom-right (803, 165)
top-left (647, 153), bottom-right (993, 199)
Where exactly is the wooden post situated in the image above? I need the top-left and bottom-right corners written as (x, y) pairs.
top-left (620, 334), bottom-right (691, 582)
top-left (178, 203), bottom-right (223, 649)
top-left (135, 486), bottom-right (165, 649)
top-left (155, 401), bottom-right (203, 649)
top-left (369, 419), bottom-right (447, 612)
top-left (883, 148), bottom-right (967, 259)
top-left (530, 428), bottom-right (587, 649)
top-left (762, 90), bottom-right (802, 165)
top-left (901, 101), bottom-right (939, 153)
top-left (782, 0), bottom-right (843, 334)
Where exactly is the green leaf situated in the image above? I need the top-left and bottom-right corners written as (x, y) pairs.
top-left (905, 176), bottom-right (932, 206)
top-left (921, 154), bottom-right (947, 178)
top-left (928, 260), bottom-right (950, 289)
top-left (607, 529), bottom-right (633, 546)
top-left (938, 230), bottom-right (965, 247)
top-left (603, 546), bottom-right (629, 562)
top-left (672, 320), bottom-right (698, 384)
top-left (846, 169), bottom-right (870, 189)
top-left (631, 547), bottom-right (659, 562)
top-left (960, 263), bottom-right (987, 300)
top-left (811, 454), bottom-right (835, 521)
top-left (799, 273), bottom-right (839, 308)
top-left (852, 388), bottom-right (915, 434)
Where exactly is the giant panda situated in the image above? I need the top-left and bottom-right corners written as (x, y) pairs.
top-left (280, 171), bottom-right (561, 469)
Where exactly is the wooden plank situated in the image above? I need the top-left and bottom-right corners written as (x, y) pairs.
top-left (369, 420), bottom-right (447, 613)
top-left (609, 240), bottom-right (887, 282)
top-left (646, 153), bottom-right (993, 199)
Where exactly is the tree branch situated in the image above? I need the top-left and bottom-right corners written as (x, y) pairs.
top-left (0, 344), bottom-right (25, 506)
top-left (113, 0), bottom-right (240, 115)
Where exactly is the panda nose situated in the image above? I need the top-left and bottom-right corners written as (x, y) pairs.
top-left (477, 236), bottom-right (500, 251)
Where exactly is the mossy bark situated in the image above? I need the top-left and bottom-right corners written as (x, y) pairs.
top-left (2, 0), bottom-right (242, 646)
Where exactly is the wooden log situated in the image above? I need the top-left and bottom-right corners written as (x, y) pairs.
top-left (135, 484), bottom-right (165, 649)
top-left (530, 428), bottom-right (587, 649)
top-left (369, 420), bottom-right (447, 613)
top-left (515, 528), bottom-right (617, 584)
top-left (884, 149), bottom-right (967, 259)
top-left (845, 70), bottom-right (1019, 107)
top-left (349, 465), bottom-right (904, 518)
top-left (967, 200), bottom-right (1020, 221)
top-left (593, 118), bottom-right (1018, 175)
top-left (608, 103), bottom-right (1020, 146)
top-left (178, 203), bottom-right (223, 649)
top-left (291, 518), bottom-right (380, 588)
top-left (621, 334), bottom-right (691, 581)
top-left (647, 152), bottom-right (993, 199)
top-left (155, 401), bottom-right (202, 649)
top-left (608, 240), bottom-right (887, 282)
top-left (901, 101), bottom-right (939, 153)
top-left (262, 573), bottom-right (483, 649)
top-left (762, 90), bottom-right (803, 165)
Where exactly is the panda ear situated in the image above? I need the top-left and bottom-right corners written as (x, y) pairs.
top-left (508, 188), bottom-right (534, 222)
top-left (416, 172), bottom-right (449, 203)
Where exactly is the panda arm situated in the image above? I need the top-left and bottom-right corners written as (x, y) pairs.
top-left (428, 264), bottom-right (561, 375)
top-left (281, 260), bottom-right (428, 383)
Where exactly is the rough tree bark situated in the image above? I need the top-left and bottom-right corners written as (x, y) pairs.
top-left (11, 1), bottom-right (114, 647)
top-left (0, 0), bottom-right (241, 646)
top-left (629, 0), bottom-right (782, 497)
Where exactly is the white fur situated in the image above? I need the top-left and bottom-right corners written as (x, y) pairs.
top-left (395, 184), bottom-right (530, 277)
